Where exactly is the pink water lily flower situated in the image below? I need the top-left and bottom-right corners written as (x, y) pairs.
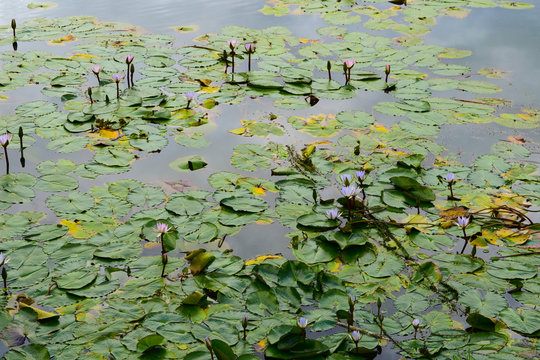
top-left (153, 222), bottom-right (171, 236)
top-left (343, 59), bottom-right (356, 69)
top-left (124, 54), bottom-right (134, 64)
top-left (0, 134), bottom-right (13, 147)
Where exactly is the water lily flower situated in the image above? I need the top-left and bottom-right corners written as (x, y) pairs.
top-left (340, 174), bottom-right (352, 185)
top-left (227, 40), bottom-right (239, 73)
top-left (298, 317), bottom-right (308, 328)
top-left (112, 73), bottom-right (123, 83)
top-left (0, 252), bottom-right (7, 266)
top-left (456, 216), bottom-right (470, 228)
top-left (11, 19), bottom-right (16, 37)
top-left (385, 65), bottom-right (391, 83)
top-left (124, 54), bottom-right (134, 64)
top-left (412, 318), bottom-right (420, 327)
top-left (342, 59), bottom-right (356, 85)
top-left (341, 185), bottom-right (359, 198)
top-left (245, 43), bottom-right (256, 71)
top-left (356, 170), bottom-right (366, 181)
top-left (204, 336), bottom-right (214, 359)
top-left (91, 65), bottom-right (101, 84)
top-left (227, 39), bottom-right (238, 50)
top-left (204, 336), bottom-right (212, 350)
top-left (186, 91), bottom-right (196, 101)
top-left (351, 330), bottom-right (360, 342)
top-left (445, 173), bottom-right (455, 183)
top-left (0, 134), bottom-right (12, 174)
top-left (348, 294), bottom-right (355, 307)
top-left (343, 59), bottom-right (356, 69)
top-left (245, 43), bottom-right (255, 53)
top-left (0, 134), bottom-right (13, 147)
top-left (153, 222), bottom-right (171, 236)
top-left (325, 208), bottom-right (341, 220)
top-left (242, 315), bottom-right (248, 328)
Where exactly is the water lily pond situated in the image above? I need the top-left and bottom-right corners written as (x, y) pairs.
top-left (0, 0), bottom-right (539, 359)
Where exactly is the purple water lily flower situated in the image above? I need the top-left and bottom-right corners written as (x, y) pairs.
top-left (445, 173), bottom-right (455, 183)
top-left (325, 208), bottom-right (341, 220)
top-left (356, 170), bottom-right (366, 181)
top-left (340, 174), bottom-right (352, 185)
top-left (0, 252), bottom-right (7, 266)
top-left (0, 134), bottom-right (13, 147)
top-left (412, 318), bottom-right (420, 327)
top-left (456, 216), bottom-right (470, 228)
top-left (186, 91), bottom-right (196, 101)
top-left (245, 43), bottom-right (255, 53)
top-left (153, 222), bottom-right (171, 236)
top-left (341, 185), bottom-right (359, 198)
top-left (351, 330), bottom-right (360, 342)
top-left (112, 73), bottom-right (123, 83)
top-left (91, 64), bottom-right (101, 74)
top-left (124, 54), bottom-right (134, 64)
top-left (227, 39), bottom-right (238, 49)
top-left (298, 317), bottom-right (308, 328)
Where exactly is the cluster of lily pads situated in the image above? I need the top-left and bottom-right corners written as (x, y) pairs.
top-left (0, 0), bottom-right (539, 359)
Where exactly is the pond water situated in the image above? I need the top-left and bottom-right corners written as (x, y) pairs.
top-left (0, 0), bottom-right (539, 359)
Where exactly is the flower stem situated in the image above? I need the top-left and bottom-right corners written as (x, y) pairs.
top-left (459, 228), bottom-right (468, 254)
top-left (126, 65), bottom-right (131, 88)
top-left (3, 145), bottom-right (9, 174)
top-left (116, 82), bottom-right (120, 100)
top-left (248, 53), bottom-right (251, 72)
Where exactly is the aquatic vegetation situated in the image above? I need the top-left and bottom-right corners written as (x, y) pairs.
top-left (0, 0), bottom-right (538, 359)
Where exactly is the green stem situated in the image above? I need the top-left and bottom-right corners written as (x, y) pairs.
top-left (459, 228), bottom-right (468, 254)
top-left (3, 145), bottom-right (9, 174)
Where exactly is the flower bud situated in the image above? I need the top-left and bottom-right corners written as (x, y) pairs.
top-left (204, 336), bottom-right (212, 351)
